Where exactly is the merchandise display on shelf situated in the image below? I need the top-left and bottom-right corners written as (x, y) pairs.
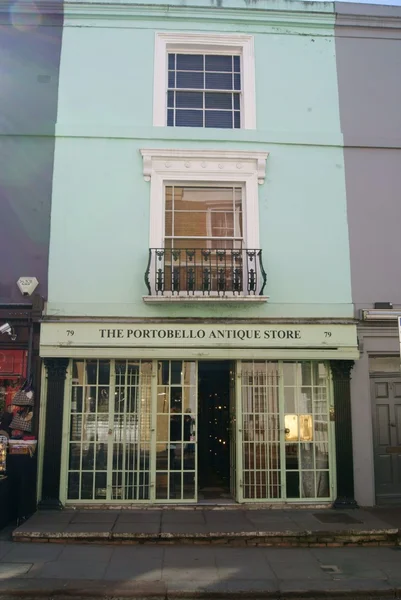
top-left (0, 438), bottom-right (6, 472)
top-left (0, 378), bottom-right (38, 526)
top-left (0, 375), bottom-right (37, 463)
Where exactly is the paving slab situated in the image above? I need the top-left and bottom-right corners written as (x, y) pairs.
top-left (117, 511), bottom-right (161, 523)
top-left (0, 578), bottom-right (167, 598)
top-left (266, 550), bottom-right (331, 581)
top-left (104, 564), bottom-right (163, 582)
top-left (105, 549), bottom-right (163, 582)
top-left (215, 550), bottom-right (276, 580)
top-left (162, 546), bottom-right (216, 568)
top-left (367, 507), bottom-right (401, 529)
top-left (310, 548), bottom-right (389, 580)
top-left (202, 511), bottom-right (249, 521)
top-left (59, 544), bottom-right (114, 561)
top-left (0, 563), bottom-right (32, 579)
top-left (18, 518), bottom-right (71, 529)
top-left (162, 511), bottom-right (205, 524)
top-left (29, 510), bottom-right (74, 522)
top-left (162, 567), bottom-right (220, 582)
top-left (64, 523), bottom-right (113, 533)
top-left (111, 546), bottom-right (164, 561)
top-left (71, 511), bottom-right (119, 523)
top-left (3, 542), bottom-right (64, 563)
top-left (0, 540), bottom-right (13, 560)
top-left (32, 559), bottom-right (110, 580)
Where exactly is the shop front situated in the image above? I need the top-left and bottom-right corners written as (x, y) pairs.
top-left (38, 321), bottom-right (359, 508)
top-left (0, 301), bottom-right (43, 525)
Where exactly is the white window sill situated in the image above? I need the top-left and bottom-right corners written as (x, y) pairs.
top-left (143, 295), bottom-right (269, 304)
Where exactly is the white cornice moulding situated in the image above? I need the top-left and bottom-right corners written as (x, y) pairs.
top-left (140, 149), bottom-right (269, 185)
top-left (53, 2), bottom-right (335, 29)
top-left (155, 32), bottom-right (254, 47)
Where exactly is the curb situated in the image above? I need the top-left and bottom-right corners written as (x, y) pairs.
top-left (12, 528), bottom-right (401, 548)
top-left (1, 581), bottom-right (401, 600)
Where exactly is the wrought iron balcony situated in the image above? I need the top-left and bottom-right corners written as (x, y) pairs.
top-left (145, 248), bottom-right (267, 297)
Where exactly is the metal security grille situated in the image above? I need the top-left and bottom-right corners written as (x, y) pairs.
top-left (66, 359), bottom-right (152, 502)
top-left (282, 362), bottom-right (331, 500)
top-left (155, 361), bottom-right (197, 502)
top-left (112, 361), bottom-right (152, 500)
top-left (241, 362), bottom-right (281, 499)
top-left (63, 359), bottom-right (332, 505)
top-left (240, 361), bottom-right (332, 502)
top-left (167, 54), bottom-right (241, 128)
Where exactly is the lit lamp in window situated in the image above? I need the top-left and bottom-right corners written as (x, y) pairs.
top-left (0, 442), bottom-right (6, 473)
top-left (299, 415), bottom-right (313, 442)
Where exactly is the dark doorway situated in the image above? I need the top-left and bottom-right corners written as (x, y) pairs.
top-left (372, 377), bottom-right (401, 504)
top-left (198, 361), bottom-right (231, 501)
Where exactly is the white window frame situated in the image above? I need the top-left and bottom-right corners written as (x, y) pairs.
top-left (153, 32), bottom-right (256, 129)
top-left (140, 149), bottom-right (268, 250)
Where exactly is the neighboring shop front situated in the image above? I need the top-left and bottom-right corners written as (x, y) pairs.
top-left (0, 301), bottom-right (43, 525)
top-left (350, 313), bottom-right (401, 507)
top-left (39, 320), bottom-right (359, 507)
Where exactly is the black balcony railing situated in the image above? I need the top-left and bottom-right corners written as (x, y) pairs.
top-left (145, 248), bottom-right (267, 297)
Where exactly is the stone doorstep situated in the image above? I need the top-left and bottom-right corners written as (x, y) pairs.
top-left (64, 503), bottom-right (332, 510)
top-left (12, 528), bottom-right (401, 547)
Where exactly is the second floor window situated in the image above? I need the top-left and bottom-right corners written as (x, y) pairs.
top-left (167, 54), bottom-right (241, 129)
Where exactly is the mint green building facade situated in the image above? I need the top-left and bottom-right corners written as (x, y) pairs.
top-left (39, 1), bottom-right (358, 509)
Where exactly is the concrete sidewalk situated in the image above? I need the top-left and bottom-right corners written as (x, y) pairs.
top-left (2, 537), bottom-right (401, 598)
top-left (12, 507), bottom-right (401, 547)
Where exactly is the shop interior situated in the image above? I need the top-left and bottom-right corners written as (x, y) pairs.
top-left (198, 361), bottom-right (232, 501)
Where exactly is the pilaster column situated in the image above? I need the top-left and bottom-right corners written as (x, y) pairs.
top-left (330, 360), bottom-right (358, 508)
top-left (38, 358), bottom-right (68, 510)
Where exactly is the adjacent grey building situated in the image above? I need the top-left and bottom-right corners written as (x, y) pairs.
top-left (0, 1), bottom-right (63, 437)
top-left (336, 2), bottom-right (401, 506)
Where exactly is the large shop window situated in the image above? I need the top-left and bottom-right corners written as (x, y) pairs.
top-left (67, 360), bottom-right (152, 502)
top-left (241, 361), bottom-right (331, 501)
top-left (63, 359), bottom-right (332, 504)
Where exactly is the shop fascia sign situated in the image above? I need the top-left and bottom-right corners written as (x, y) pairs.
top-left (40, 322), bottom-right (357, 349)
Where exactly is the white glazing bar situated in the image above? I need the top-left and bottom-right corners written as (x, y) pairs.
top-left (236, 360), bottom-right (243, 502)
top-left (107, 360), bottom-right (115, 502)
top-left (150, 359), bottom-right (158, 502)
top-left (278, 361), bottom-right (286, 501)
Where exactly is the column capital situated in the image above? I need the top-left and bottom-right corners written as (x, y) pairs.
top-left (330, 360), bottom-right (354, 380)
top-left (44, 358), bottom-right (69, 381)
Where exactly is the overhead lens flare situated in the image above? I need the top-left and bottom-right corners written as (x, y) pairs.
top-left (9, 0), bottom-right (42, 31)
